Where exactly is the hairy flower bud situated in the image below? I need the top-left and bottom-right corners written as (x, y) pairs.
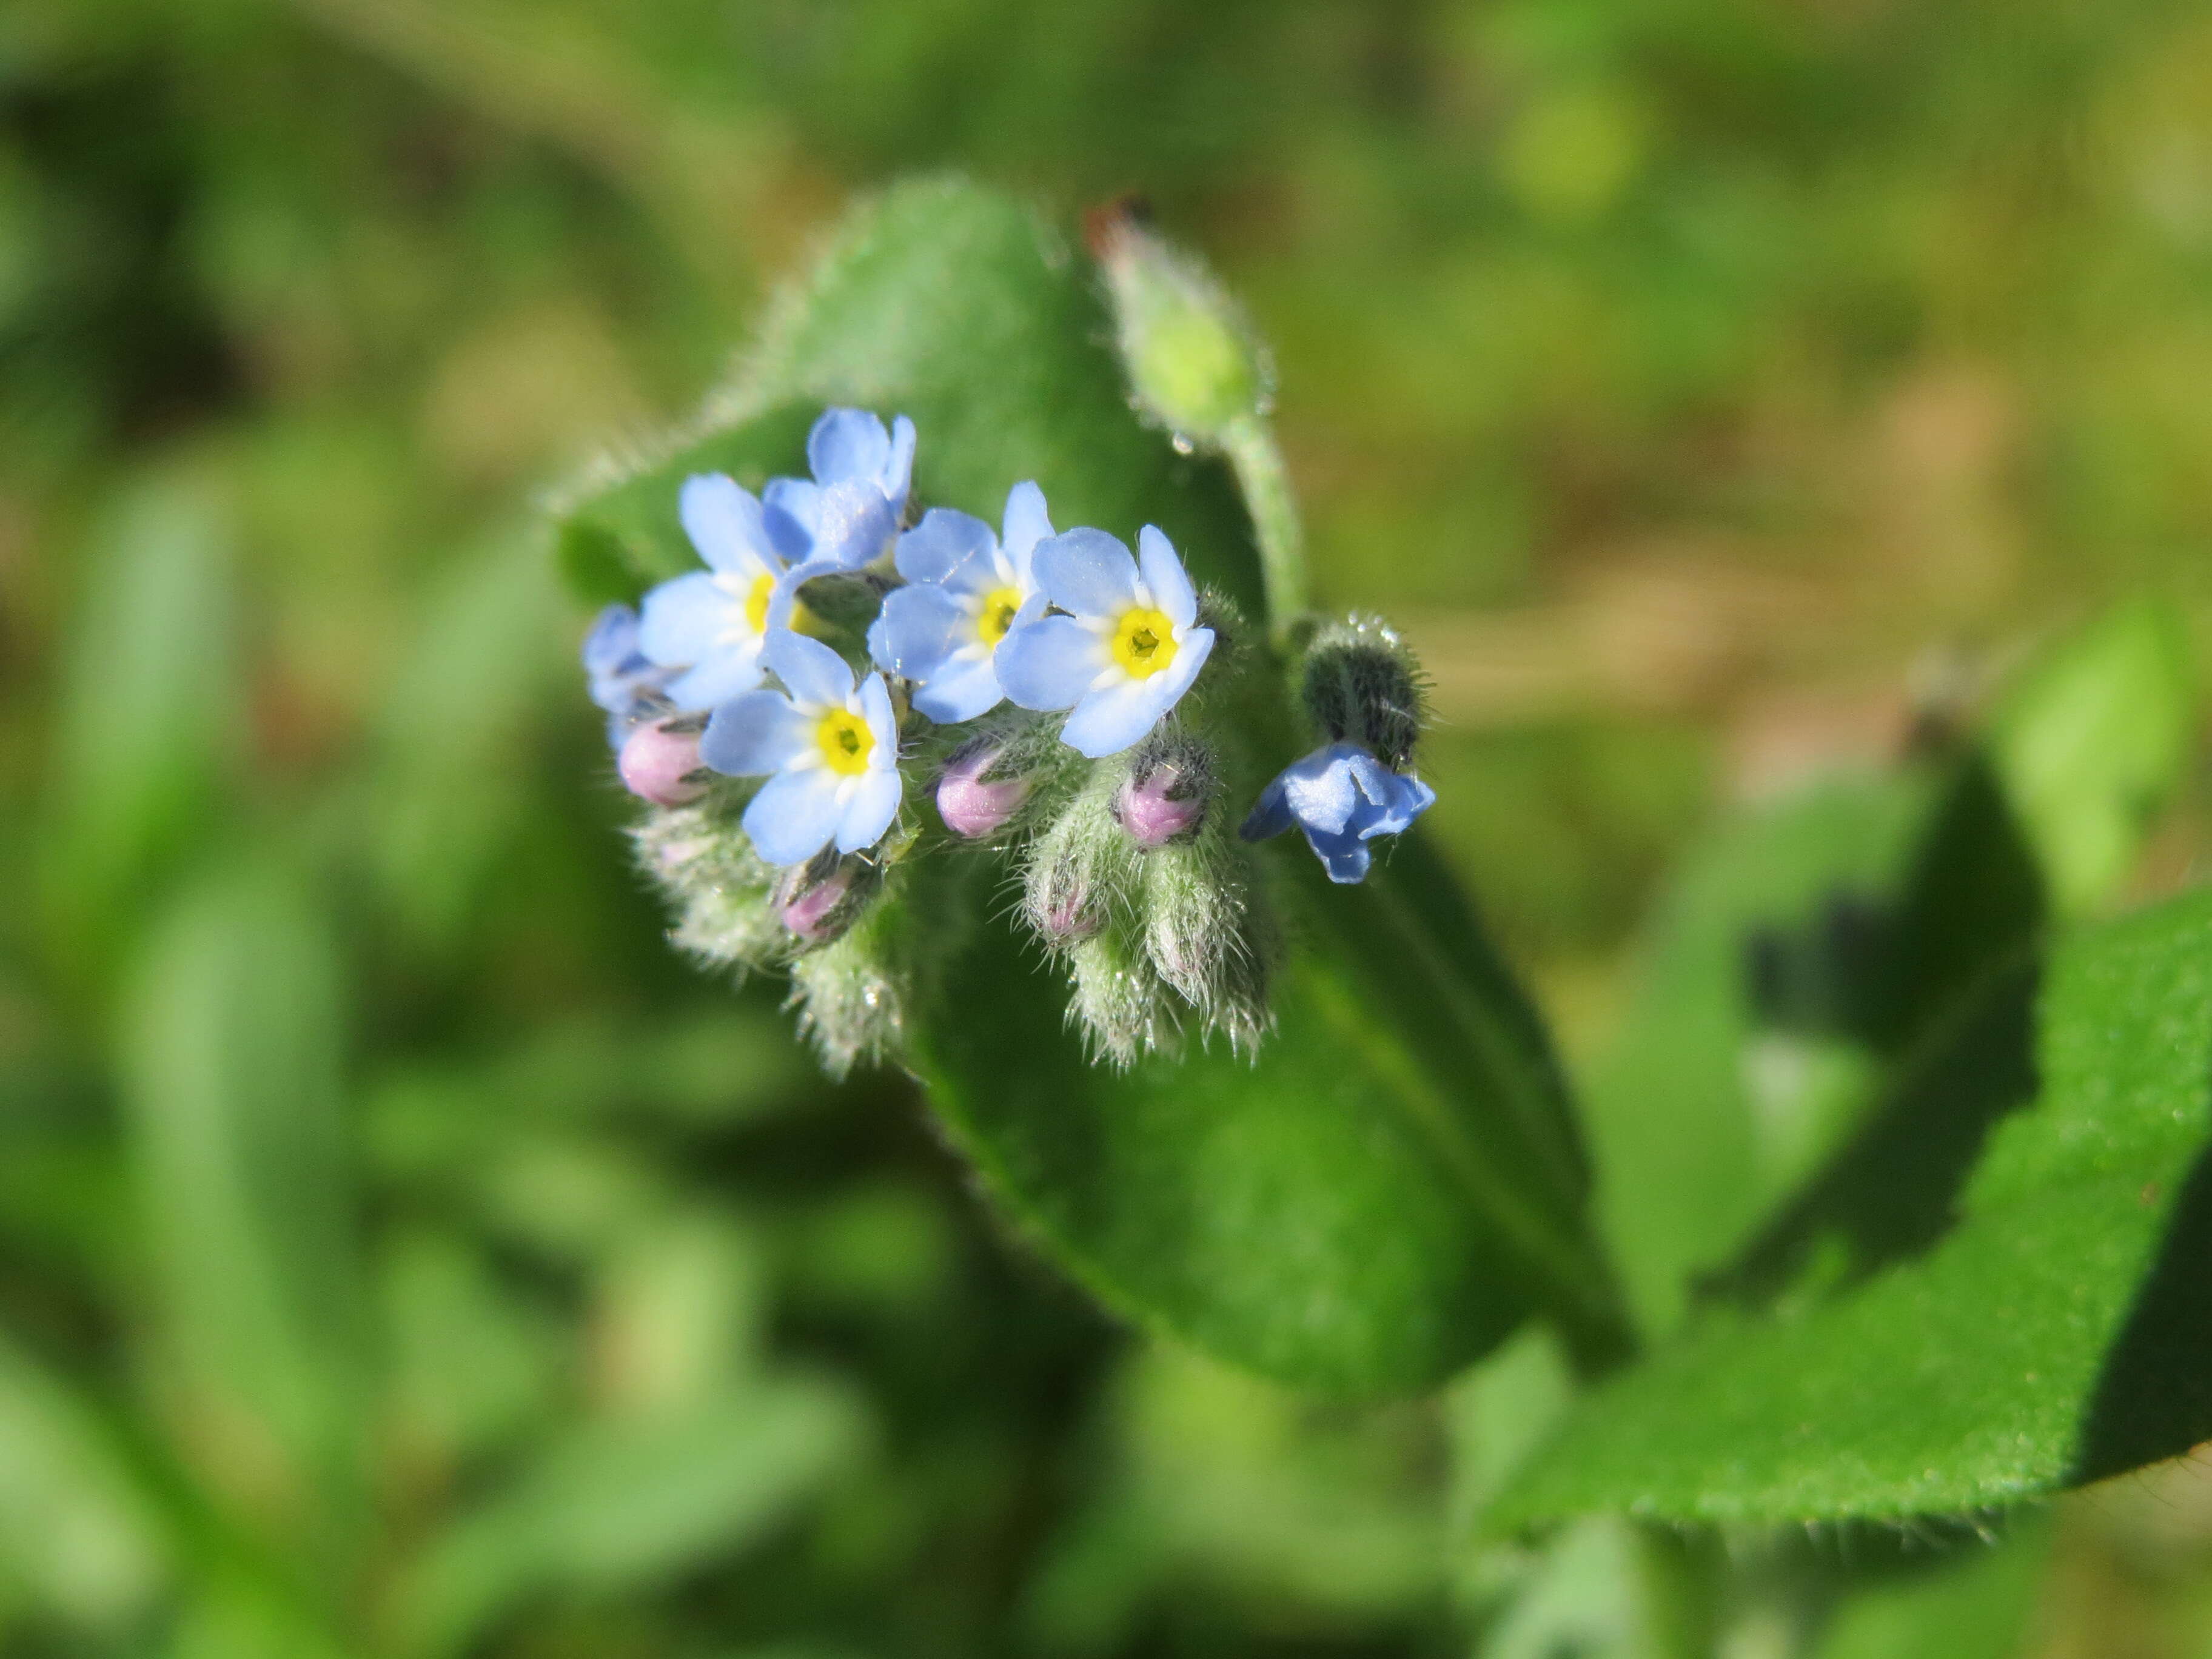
top-left (1300, 615), bottom-right (1427, 771)
top-left (937, 742), bottom-right (1031, 839)
top-left (1068, 925), bottom-right (1176, 1068)
top-left (618, 717), bottom-right (709, 806)
top-left (789, 894), bottom-right (907, 1079)
top-left (1141, 801), bottom-right (1275, 1053)
top-left (1087, 196), bottom-right (1269, 451)
top-left (632, 800), bottom-right (784, 974)
top-left (1114, 735), bottom-right (1213, 848)
top-left (1024, 762), bottom-right (1141, 950)
top-left (774, 847), bottom-right (882, 947)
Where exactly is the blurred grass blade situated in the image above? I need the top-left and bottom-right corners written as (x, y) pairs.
top-left (40, 467), bottom-right (240, 980)
top-left (389, 1378), bottom-right (868, 1658)
top-left (118, 861), bottom-right (366, 1538)
top-left (1811, 1517), bottom-right (2051, 1659)
top-left (362, 528), bottom-right (574, 955)
top-left (0, 1335), bottom-right (170, 1633)
top-left (1988, 594), bottom-right (2193, 918)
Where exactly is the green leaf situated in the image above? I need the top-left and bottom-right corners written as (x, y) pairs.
top-left (1988, 595), bottom-right (2193, 918)
top-left (555, 178), bottom-right (1607, 1394)
top-left (1580, 772), bottom-right (1934, 1334)
top-left (389, 1378), bottom-right (868, 1658)
top-left (1498, 885), bottom-right (2212, 1525)
top-left (118, 862), bottom-right (366, 1532)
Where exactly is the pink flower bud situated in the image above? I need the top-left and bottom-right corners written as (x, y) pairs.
top-left (1115, 763), bottom-right (1206, 848)
top-left (937, 746), bottom-right (1028, 838)
top-left (1041, 893), bottom-right (1100, 942)
top-left (618, 720), bottom-right (707, 806)
top-left (780, 866), bottom-right (853, 942)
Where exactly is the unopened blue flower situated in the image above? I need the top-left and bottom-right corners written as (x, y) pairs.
top-left (699, 631), bottom-right (903, 866)
top-left (867, 481), bottom-right (1054, 723)
top-left (637, 474), bottom-right (808, 711)
top-left (996, 525), bottom-right (1215, 758)
top-left (581, 603), bottom-right (674, 746)
top-left (1239, 742), bottom-right (1435, 883)
top-left (768, 407), bottom-right (917, 578)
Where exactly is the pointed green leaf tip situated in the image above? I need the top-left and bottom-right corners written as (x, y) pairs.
top-left (554, 179), bottom-right (1615, 1395)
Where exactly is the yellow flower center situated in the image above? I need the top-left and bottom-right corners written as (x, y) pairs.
top-left (1110, 606), bottom-right (1178, 679)
top-left (815, 707), bottom-right (875, 777)
top-left (744, 572), bottom-right (776, 635)
top-left (976, 586), bottom-right (1023, 646)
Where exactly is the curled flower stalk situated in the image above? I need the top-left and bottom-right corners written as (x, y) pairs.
top-left (577, 400), bottom-right (1435, 1073)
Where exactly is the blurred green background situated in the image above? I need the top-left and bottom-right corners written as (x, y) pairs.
top-left (6, 0), bottom-right (2212, 1654)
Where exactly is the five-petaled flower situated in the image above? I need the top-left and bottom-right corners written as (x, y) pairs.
top-left (581, 603), bottom-right (675, 745)
top-left (700, 631), bottom-right (903, 867)
top-left (638, 474), bottom-right (806, 711)
top-left (1239, 742), bottom-right (1434, 883)
top-left (867, 481), bottom-right (1054, 722)
top-left (772, 406), bottom-right (917, 580)
top-left (996, 525), bottom-right (1215, 758)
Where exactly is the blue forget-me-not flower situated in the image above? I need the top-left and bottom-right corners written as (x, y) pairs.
top-left (582, 602), bottom-right (674, 746)
top-left (1240, 742), bottom-right (1435, 883)
top-left (637, 474), bottom-right (807, 711)
top-left (867, 481), bottom-right (1054, 723)
top-left (996, 525), bottom-right (1215, 758)
top-left (772, 406), bottom-right (917, 580)
top-left (700, 630), bottom-right (903, 867)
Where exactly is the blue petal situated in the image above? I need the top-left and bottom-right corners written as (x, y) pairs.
top-left (639, 572), bottom-right (733, 666)
top-left (766, 629), bottom-right (856, 709)
top-left (884, 415), bottom-right (916, 509)
top-left (835, 769), bottom-right (903, 854)
top-left (663, 646), bottom-right (766, 712)
top-left (1142, 625), bottom-right (1212, 717)
top-left (809, 481), bottom-right (897, 571)
top-left (857, 671), bottom-right (897, 750)
top-left (1239, 774), bottom-right (1295, 842)
top-left (680, 474), bottom-right (770, 576)
top-left (1033, 528), bottom-right (1138, 618)
top-left (743, 768), bottom-right (844, 866)
top-left (1000, 481), bottom-right (1052, 579)
top-left (807, 407), bottom-right (891, 488)
top-left (912, 654), bottom-right (1004, 723)
top-left (700, 690), bottom-right (811, 776)
top-left (1303, 823), bottom-right (1375, 883)
top-left (582, 604), bottom-right (641, 677)
top-left (997, 614), bottom-right (1105, 711)
top-left (1059, 679), bottom-right (1162, 758)
top-left (1346, 752), bottom-right (1435, 838)
top-left (894, 508), bottom-right (997, 589)
top-left (1278, 742), bottom-right (1366, 836)
top-left (873, 585), bottom-right (967, 680)
top-left (762, 478), bottom-right (819, 560)
top-left (1137, 525), bottom-right (1197, 628)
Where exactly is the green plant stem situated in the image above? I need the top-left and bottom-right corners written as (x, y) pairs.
top-left (1221, 411), bottom-right (1307, 642)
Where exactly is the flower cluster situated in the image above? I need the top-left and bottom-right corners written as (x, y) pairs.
top-left (581, 408), bottom-right (1434, 1071)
